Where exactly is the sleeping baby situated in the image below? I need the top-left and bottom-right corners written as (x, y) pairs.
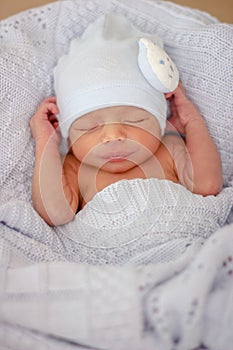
top-left (30, 13), bottom-right (222, 226)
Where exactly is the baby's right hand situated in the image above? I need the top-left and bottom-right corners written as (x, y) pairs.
top-left (30, 97), bottom-right (61, 146)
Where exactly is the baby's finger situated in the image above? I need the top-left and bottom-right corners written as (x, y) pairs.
top-left (53, 121), bottom-right (60, 130)
top-left (49, 103), bottom-right (59, 115)
top-left (48, 114), bottom-right (59, 126)
top-left (42, 96), bottom-right (57, 103)
top-left (41, 102), bottom-right (59, 116)
top-left (170, 98), bottom-right (178, 116)
top-left (164, 92), bottom-right (174, 99)
top-left (171, 84), bottom-right (191, 109)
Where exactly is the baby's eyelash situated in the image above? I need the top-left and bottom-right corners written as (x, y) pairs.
top-left (78, 124), bottom-right (102, 132)
top-left (78, 127), bottom-right (95, 131)
top-left (76, 118), bottom-right (148, 131)
top-left (124, 118), bottom-right (146, 123)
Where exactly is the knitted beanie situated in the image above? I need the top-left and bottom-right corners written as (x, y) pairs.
top-left (54, 13), bottom-right (179, 138)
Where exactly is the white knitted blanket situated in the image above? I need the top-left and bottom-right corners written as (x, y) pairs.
top-left (0, 0), bottom-right (233, 349)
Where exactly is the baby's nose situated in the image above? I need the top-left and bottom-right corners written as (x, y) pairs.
top-left (101, 123), bottom-right (126, 143)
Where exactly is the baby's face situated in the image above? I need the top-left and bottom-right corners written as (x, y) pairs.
top-left (69, 106), bottom-right (161, 173)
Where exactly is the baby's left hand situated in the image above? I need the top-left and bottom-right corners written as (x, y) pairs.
top-left (165, 82), bottom-right (203, 134)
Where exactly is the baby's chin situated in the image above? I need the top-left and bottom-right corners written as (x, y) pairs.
top-left (99, 158), bottom-right (139, 174)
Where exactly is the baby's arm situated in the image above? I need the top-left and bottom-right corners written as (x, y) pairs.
top-left (165, 83), bottom-right (222, 195)
top-left (30, 97), bottom-right (79, 226)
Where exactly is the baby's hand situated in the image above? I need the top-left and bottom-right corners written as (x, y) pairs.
top-left (30, 97), bottom-right (60, 146)
top-left (165, 82), bottom-right (203, 134)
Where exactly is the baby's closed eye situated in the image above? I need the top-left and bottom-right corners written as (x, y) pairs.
top-left (122, 116), bottom-right (149, 124)
top-left (73, 121), bottom-right (103, 132)
top-left (124, 118), bottom-right (147, 124)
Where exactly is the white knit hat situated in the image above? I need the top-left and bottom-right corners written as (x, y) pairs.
top-left (54, 13), bottom-right (179, 139)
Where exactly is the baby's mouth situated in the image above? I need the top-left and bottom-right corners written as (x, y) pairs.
top-left (101, 151), bottom-right (134, 162)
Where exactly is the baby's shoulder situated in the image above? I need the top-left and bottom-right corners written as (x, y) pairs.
top-left (161, 131), bottom-right (185, 150)
top-left (157, 132), bottom-right (186, 165)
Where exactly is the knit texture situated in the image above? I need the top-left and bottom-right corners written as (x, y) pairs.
top-left (1, 223), bottom-right (233, 350)
top-left (0, 0), bottom-right (233, 349)
top-left (54, 13), bottom-right (176, 138)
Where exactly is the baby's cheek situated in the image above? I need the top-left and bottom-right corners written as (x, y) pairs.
top-left (69, 129), bottom-right (86, 146)
top-left (139, 123), bottom-right (161, 141)
top-left (73, 138), bottom-right (96, 161)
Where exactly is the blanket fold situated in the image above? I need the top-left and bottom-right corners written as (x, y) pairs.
top-left (1, 224), bottom-right (233, 350)
top-left (1, 179), bottom-right (232, 266)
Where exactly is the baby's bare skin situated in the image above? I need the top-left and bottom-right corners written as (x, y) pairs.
top-left (30, 83), bottom-right (222, 226)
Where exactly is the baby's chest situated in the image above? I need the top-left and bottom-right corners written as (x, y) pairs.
top-left (78, 158), bottom-right (178, 209)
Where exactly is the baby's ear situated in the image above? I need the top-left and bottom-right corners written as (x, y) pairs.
top-left (138, 38), bottom-right (179, 93)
